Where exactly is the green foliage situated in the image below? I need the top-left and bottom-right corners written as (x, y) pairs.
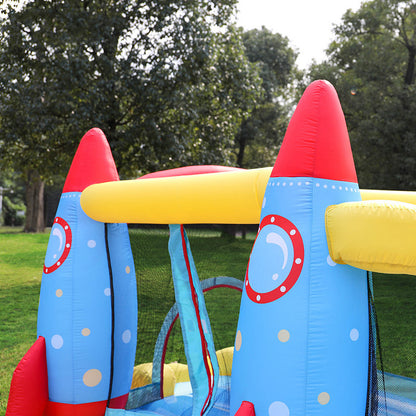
top-left (0, 0), bottom-right (260, 179)
top-left (2, 196), bottom-right (25, 226)
top-left (307, 0), bottom-right (416, 190)
top-left (0, 170), bottom-right (26, 227)
top-left (235, 27), bottom-right (301, 168)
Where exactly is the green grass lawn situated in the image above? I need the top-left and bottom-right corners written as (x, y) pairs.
top-left (0, 227), bottom-right (416, 415)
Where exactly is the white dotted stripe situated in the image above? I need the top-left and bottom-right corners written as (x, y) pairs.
top-left (268, 180), bottom-right (358, 191)
top-left (61, 193), bottom-right (81, 199)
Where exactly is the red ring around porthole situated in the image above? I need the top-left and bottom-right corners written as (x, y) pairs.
top-left (43, 217), bottom-right (72, 274)
top-left (245, 214), bottom-right (304, 304)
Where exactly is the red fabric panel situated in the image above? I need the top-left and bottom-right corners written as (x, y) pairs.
top-left (108, 393), bottom-right (129, 409)
top-left (139, 165), bottom-right (243, 179)
top-left (43, 400), bottom-right (106, 416)
top-left (6, 337), bottom-right (48, 416)
top-left (63, 128), bottom-right (119, 192)
top-left (43, 392), bottom-right (128, 416)
top-left (272, 80), bottom-right (357, 183)
top-left (234, 401), bottom-right (256, 416)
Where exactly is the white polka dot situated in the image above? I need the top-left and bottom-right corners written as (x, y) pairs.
top-left (122, 329), bottom-right (131, 344)
top-left (276, 182), bottom-right (279, 186)
top-left (125, 266), bottom-right (131, 274)
top-left (87, 240), bottom-right (96, 248)
top-left (345, 187), bottom-right (349, 191)
top-left (64, 225), bottom-right (68, 230)
top-left (272, 273), bottom-right (279, 281)
top-left (318, 392), bottom-right (330, 405)
top-left (51, 335), bottom-right (64, 349)
top-left (271, 217), bottom-right (275, 223)
top-left (245, 279), bottom-right (248, 286)
top-left (278, 329), bottom-right (290, 343)
top-left (305, 181), bottom-right (310, 185)
top-left (262, 198), bottom-right (267, 208)
top-left (339, 186), bottom-right (343, 190)
top-left (269, 401), bottom-right (289, 416)
top-left (290, 229), bottom-right (296, 235)
top-left (316, 183), bottom-right (320, 187)
top-left (350, 328), bottom-right (359, 341)
top-left (332, 185), bottom-right (336, 189)
top-left (104, 288), bottom-right (111, 296)
top-left (289, 182), bottom-right (293, 186)
top-left (57, 261), bottom-right (61, 266)
top-left (297, 181), bottom-right (302, 186)
top-left (82, 328), bottom-right (91, 336)
top-left (66, 243), bottom-right (70, 248)
top-left (235, 330), bottom-right (242, 351)
top-left (280, 286), bottom-right (286, 292)
top-left (56, 289), bottom-right (63, 297)
top-left (83, 369), bottom-right (102, 387)
top-left (327, 255), bottom-right (337, 266)
top-left (282, 182), bottom-right (286, 186)
top-left (324, 184), bottom-right (328, 188)
top-left (295, 258), bottom-right (302, 264)
top-left (256, 295), bottom-right (261, 301)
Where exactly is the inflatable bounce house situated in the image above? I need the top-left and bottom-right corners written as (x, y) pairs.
top-left (6, 80), bottom-right (416, 416)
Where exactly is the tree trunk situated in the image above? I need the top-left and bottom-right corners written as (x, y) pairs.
top-left (236, 120), bottom-right (248, 168)
top-left (24, 170), bottom-right (45, 233)
top-left (404, 45), bottom-right (416, 85)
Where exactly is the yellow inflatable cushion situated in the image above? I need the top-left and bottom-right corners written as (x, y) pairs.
top-left (80, 168), bottom-right (270, 224)
top-left (326, 200), bottom-right (416, 275)
top-left (131, 362), bottom-right (176, 397)
top-left (80, 162), bottom-right (416, 225)
top-left (216, 347), bottom-right (234, 376)
top-left (168, 362), bottom-right (190, 383)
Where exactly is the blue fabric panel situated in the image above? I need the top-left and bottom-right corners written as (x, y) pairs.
top-left (168, 224), bottom-right (219, 416)
top-left (230, 178), bottom-right (369, 416)
top-left (107, 223), bottom-right (138, 399)
top-left (37, 192), bottom-right (112, 404)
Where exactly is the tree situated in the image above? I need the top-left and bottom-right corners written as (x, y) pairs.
top-left (0, 0), bottom-right (261, 231)
top-left (234, 27), bottom-right (300, 168)
top-left (307, 0), bottom-right (416, 190)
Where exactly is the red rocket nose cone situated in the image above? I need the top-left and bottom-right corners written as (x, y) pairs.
top-left (272, 80), bottom-right (358, 183)
top-left (63, 128), bottom-right (119, 192)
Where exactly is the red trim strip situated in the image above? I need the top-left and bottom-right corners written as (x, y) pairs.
top-left (179, 225), bottom-right (214, 415)
top-left (160, 315), bottom-right (179, 398)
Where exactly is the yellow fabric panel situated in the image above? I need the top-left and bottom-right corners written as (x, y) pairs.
top-left (216, 347), bottom-right (234, 376)
top-left (361, 189), bottom-right (416, 204)
top-left (80, 168), bottom-right (271, 224)
top-left (326, 200), bottom-right (416, 275)
top-left (167, 362), bottom-right (190, 383)
top-left (131, 363), bottom-right (176, 396)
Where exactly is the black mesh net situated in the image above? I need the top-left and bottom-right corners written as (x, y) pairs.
top-left (127, 225), bottom-right (252, 411)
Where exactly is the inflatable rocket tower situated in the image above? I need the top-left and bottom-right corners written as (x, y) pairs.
top-left (37, 129), bottom-right (137, 415)
top-left (231, 80), bottom-right (369, 415)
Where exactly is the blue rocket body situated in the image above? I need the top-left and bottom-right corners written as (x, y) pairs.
top-left (231, 81), bottom-right (370, 415)
top-left (37, 129), bottom-right (137, 414)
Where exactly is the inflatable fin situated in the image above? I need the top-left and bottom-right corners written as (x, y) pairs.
top-left (234, 401), bottom-right (256, 416)
top-left (168, 224), bottom-right (219, 415)
top-left (6, 336), bottom-right (48, 416)
top-left (326, 200), bottom-right (416, 274)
